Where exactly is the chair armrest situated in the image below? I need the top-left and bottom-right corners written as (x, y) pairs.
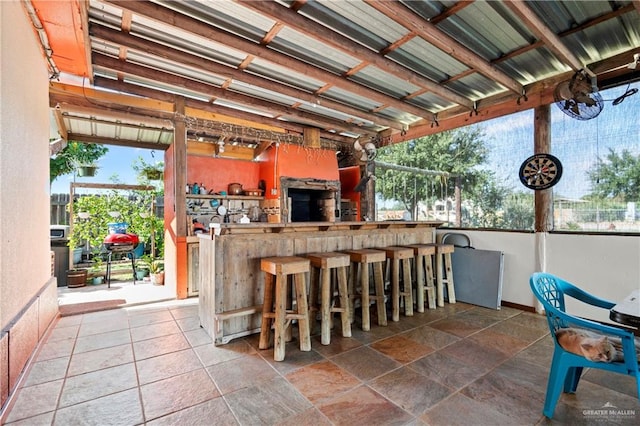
top-left (564, 286), bottom-right (615, 309)
top-left (579, 316), bottom-right (640, 337)
top-left (560, 311), bottom-right (635, 339)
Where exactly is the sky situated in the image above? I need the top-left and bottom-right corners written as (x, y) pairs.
top-left (51, 146), bottom-right (161, 195)
top-left (50, 82), bottom-right (639, 200)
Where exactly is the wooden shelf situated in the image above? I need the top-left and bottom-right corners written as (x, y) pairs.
top-left (186, 194), bottom-right (264, 201)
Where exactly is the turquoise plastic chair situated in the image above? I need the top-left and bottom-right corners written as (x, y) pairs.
top-left (530, 272), bottom-right (639, 418)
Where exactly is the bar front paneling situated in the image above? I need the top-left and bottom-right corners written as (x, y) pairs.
top-left (199, 221), bottom-right (440, 344)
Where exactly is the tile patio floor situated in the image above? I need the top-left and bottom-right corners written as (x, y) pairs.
top-left (56, 278), bottom-right (175, 316)
top-left (2, 300), bottom-right (638, 425)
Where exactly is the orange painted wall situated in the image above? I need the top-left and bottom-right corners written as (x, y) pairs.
top-left (187, 156), bottom-right (261, 193)
top-left (258, 145), bottom-right (339, 199)
top-left (165, 145), bottom-right (341, 298)
top-left (339, 166), bottom-right (362, 220)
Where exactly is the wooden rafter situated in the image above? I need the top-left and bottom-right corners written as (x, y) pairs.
top-left (439, 3), bottom-right (638, 88)
top-left (364, 0), bottom-right (524, 95)
top-left (429, 0), bottom-right (475, 25)
top-left (89, 24), bottom-right (403, 131)
top-left (238, 0), bottom-right (475, 109)
top-left (92, 78), bottom-right (354, 144)
top-left (40, 0), bottom-right (640, 151)
top-left (104, 0), bottom-right (436, 121)
top-left (504, 0), bottom-right (596, 78)
top-left (92, 53), bottom-right (377, 136)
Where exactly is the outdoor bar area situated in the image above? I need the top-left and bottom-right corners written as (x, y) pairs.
top-left (2, 1), bottom-right (640, 425)
top-left (165, 130), bottom-right (455, 344)
top-left (197, 220), bottom-right (440, 345)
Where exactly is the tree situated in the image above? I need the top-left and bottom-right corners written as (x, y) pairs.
top-left (587, 148), bottom-right (640, 201)
top-left (462, 175), bottom-right (509, 228)
top-left (501, 192), bottom-right (534, 230)
top-left (374, 128), bottom-right (497, 220)
top-left (50, 141), bottom-right (108, 184)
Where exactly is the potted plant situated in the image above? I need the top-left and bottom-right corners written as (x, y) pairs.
top-left (132, 156), bottom-right (164, 181)
top-left (139, 255), bottom-right (164, 285)
top-left (135, 258), bottom-right (150, 280)
top-left (90, 256), bottom-right (105, 285)
top-left (50, 141), bottom-right (107, 184)
top-left (66, 268), bottom-right (87, 288)
top-left (77, 164), bottom-right (98, 177)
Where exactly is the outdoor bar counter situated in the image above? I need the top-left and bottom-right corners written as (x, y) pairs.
top-left (198, 221), bottom-right (442, 345)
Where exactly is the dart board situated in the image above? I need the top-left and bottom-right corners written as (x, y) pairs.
top-left (518, 153), bottom-right (563, 190)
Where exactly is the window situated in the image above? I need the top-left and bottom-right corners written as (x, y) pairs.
top-left (375, 82), bottom-right (639, 232)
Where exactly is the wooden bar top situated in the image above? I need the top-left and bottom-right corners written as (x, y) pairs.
top-left (205, 221), bottom-right (444, 237)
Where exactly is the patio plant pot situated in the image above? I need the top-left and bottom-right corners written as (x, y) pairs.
top-left (67, 269), bottom-right (88, 288)
top-left (142, 168), bottom-right (163, 180)
top-left (77, 166), bottom-right (97, 177)
top-left (91, 276), bottom-right (104, 285)
top-left (150, 271), bottom-right (165, 285)
top-left (136, 268), bottom-right (149, 280)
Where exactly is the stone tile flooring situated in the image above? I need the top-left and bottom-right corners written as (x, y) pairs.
top-left (2, 300), bottom-right (638, 425)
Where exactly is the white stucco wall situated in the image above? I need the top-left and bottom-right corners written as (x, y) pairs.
top-left (436, 229), bottom-right (639, 322)
top-left (546, 233), bottom-right (640, 323)
top-left (1, 4), bottom-right (64, 409)
top-left (0, 0), bottom-right (52, 328)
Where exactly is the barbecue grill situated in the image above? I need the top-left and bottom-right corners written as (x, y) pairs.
top-left (103, 233), bottom-right (139, 287)
top-left (103, 232), bottom-right (139, 251)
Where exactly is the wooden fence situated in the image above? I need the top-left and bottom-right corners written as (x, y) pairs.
top-left (50, 194), bottom-right (164, 225)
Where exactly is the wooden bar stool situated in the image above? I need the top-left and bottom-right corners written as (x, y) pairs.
top-left (426, 244), bottom-right (456, 307)
top-left (381, 246), bottom-right (414, 322)
top-left (259, 256), bottom-right (311, 362)
top-left (307, 252), bottom-right (351, 345)
top-left (403, 244), bottom-right (437, 312)
top-left (344, 249), bottom-right (387, 331)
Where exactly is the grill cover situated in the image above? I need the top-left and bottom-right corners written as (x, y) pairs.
top-left (103, 233), bottom-right (139, 247)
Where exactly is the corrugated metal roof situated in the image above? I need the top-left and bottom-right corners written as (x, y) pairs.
top-left (42, 0), bottom-right (639, 154)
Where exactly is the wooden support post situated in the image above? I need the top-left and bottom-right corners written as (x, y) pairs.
top-left (534, 105), bottom-right (552, 232)
top-left (303, 127), bottom-right (321, 149)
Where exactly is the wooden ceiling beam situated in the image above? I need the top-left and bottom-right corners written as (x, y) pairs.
top-left (78, 0), bottom-right (93, 84)
top-left (396, 49), bottom-right (640, 143)
top-left (238, 0), bottom-right (475, 109)
top-left (103, 0), bottom-right (435, 121)
top-left (51, 80), bottom-right (291, 135)
top-left (92, 52), bottom-right (377, 136)
top-left (49, 81), bottom-right (177, 117)
top-left (504, 0), bottom-right (596, 78)
top-left (52, 85), bottom-right (355, 151)
top-left (365, 0), bottom-right (524, 95)
top-left (90, 24), bottom-right (403, 130)
top-left (429, 1), bottom-right (475, 25)
top-left (62, 133), bottom-right (170, 151)
top-left (440, 4), bottom-right (637, 89)
top-left (54, 104), bottom-right (175, 130)
top-left (93, 77), bottom-right (357, 146)
top-left (52, 106), bottom-right (68, 140)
